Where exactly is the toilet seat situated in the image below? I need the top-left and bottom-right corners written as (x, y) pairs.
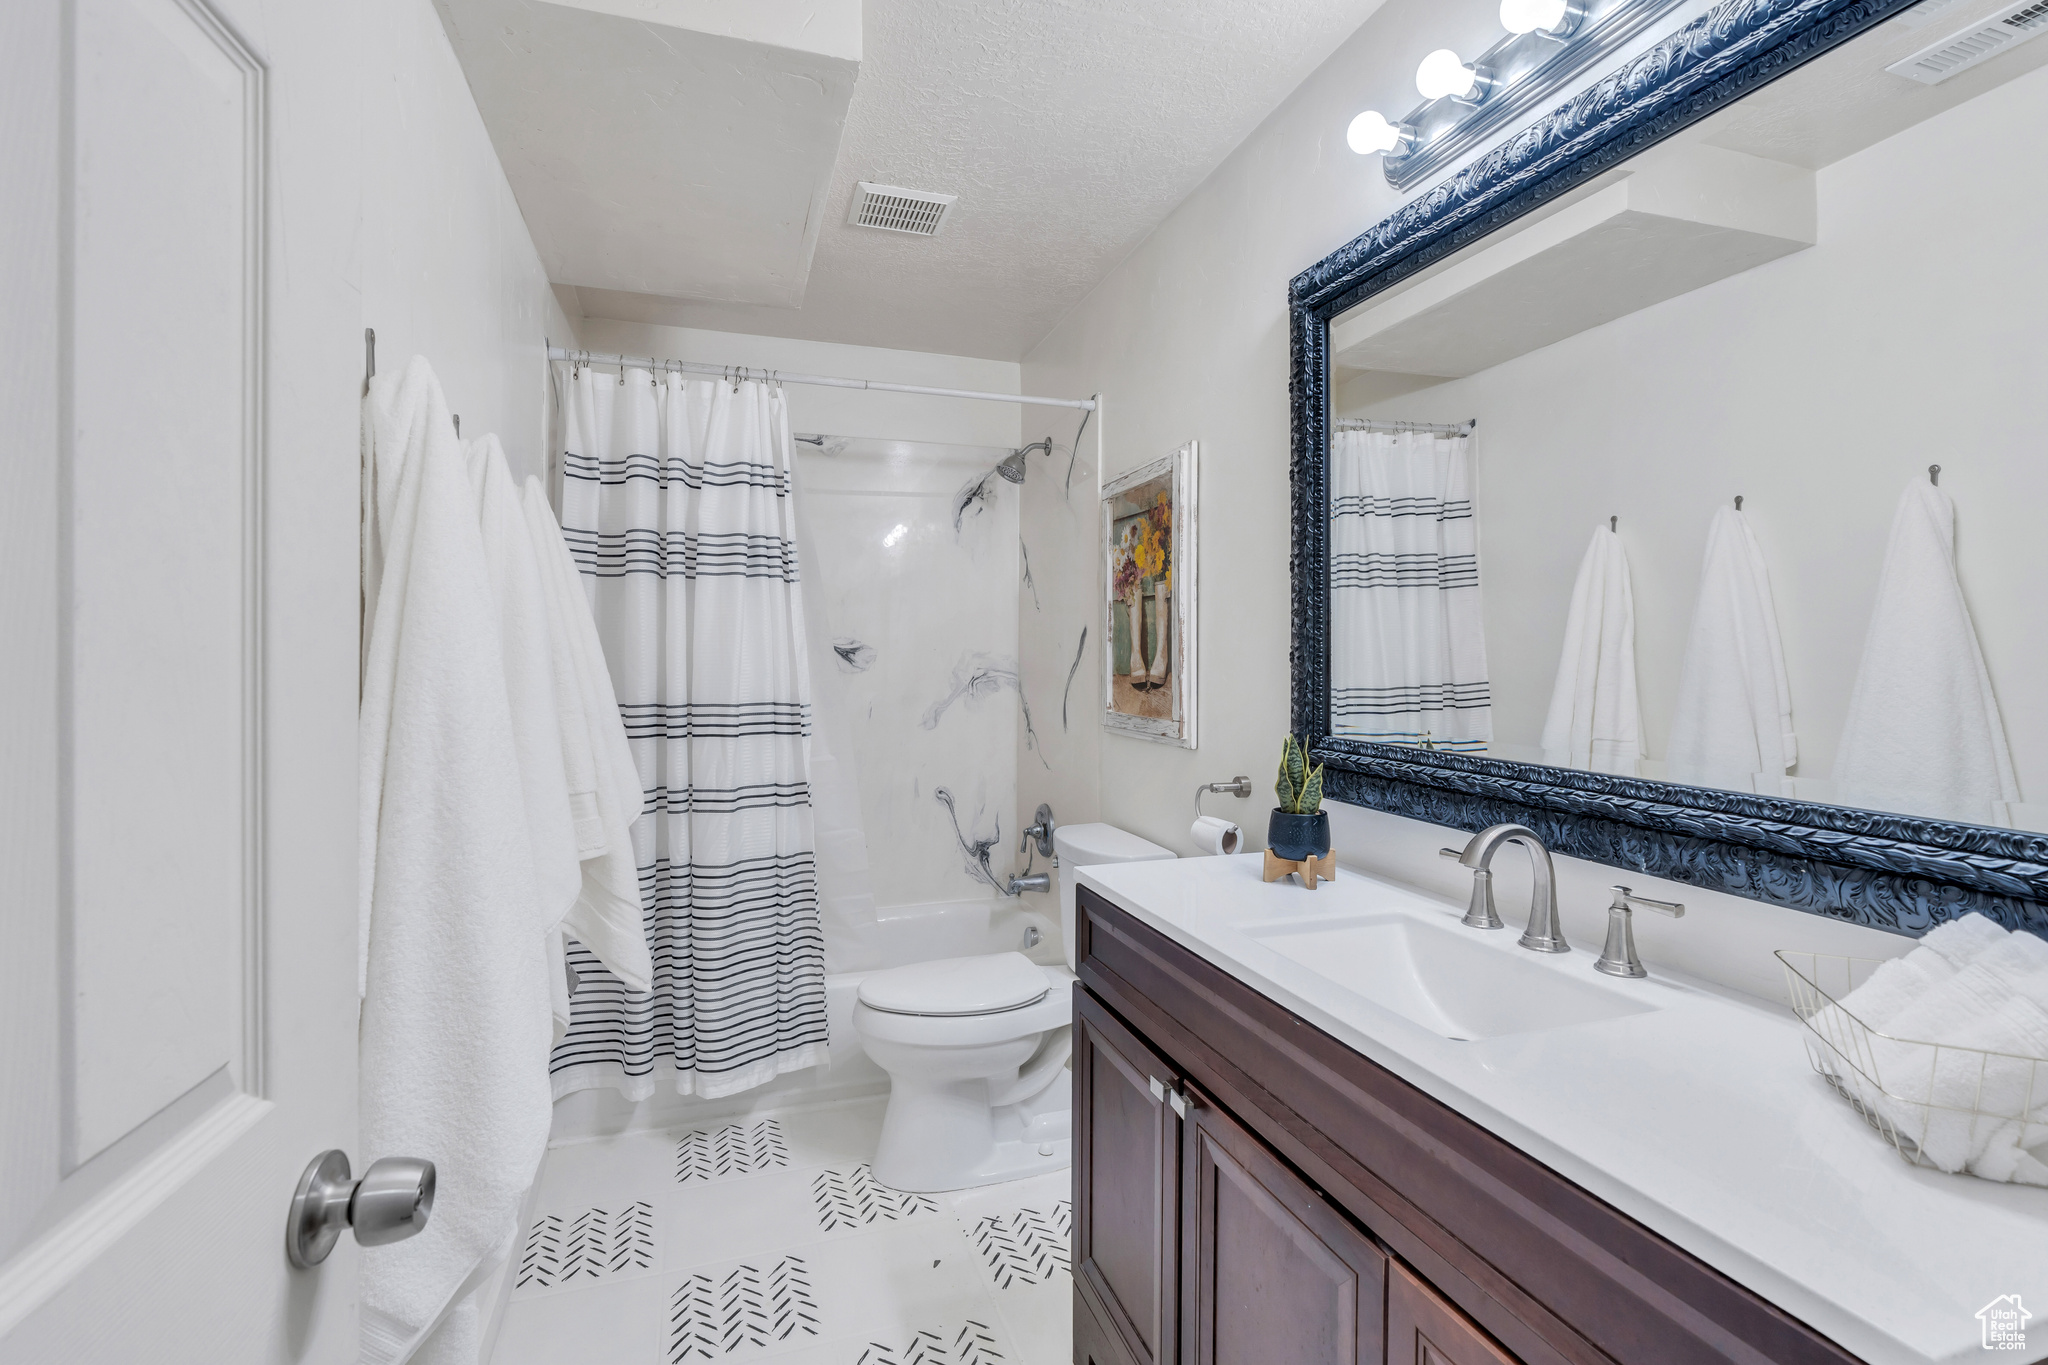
top-left (854, 973), bottom-right (1071, 1048)
top-left (857, 950), bottom-right (1051, 1017)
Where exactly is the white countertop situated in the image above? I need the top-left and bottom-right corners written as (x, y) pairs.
top-left (1079, 854), bottom-right (2048, 1365)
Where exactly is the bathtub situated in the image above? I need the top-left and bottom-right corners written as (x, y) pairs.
top-left (547, 895), bottom-right (1060, 1143)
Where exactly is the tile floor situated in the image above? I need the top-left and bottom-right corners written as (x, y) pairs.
top-left (492, 1097), bottom-right (1072, 1365)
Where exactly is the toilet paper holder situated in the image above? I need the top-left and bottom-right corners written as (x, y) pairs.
top-left (1195, 776), bottom-right (1253, 818)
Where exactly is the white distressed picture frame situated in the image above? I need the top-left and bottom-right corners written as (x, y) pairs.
top-left (1101, 441), bottom-right (1197, 747)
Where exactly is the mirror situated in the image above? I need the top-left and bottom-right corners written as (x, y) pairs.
top-left (1322, 5), bottom-right (2048, 834)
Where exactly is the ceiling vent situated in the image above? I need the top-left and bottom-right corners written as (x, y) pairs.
top-left (848, 182), bottom-right (956, 236)
top-left (1887, 1), bottom-right (2048, 82)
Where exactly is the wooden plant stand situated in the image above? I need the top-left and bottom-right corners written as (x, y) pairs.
top-left (1262, 848), bottom-right (1336, 889)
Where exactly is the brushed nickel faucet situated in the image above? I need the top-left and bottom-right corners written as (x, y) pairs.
top-left (1444, 824), bottom-right (1568, 953)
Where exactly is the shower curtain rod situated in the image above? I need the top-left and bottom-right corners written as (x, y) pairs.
top-left (548, 347), bottom-right (1096, 411)
top-left (1335, 417), bottom-right (1476, 436)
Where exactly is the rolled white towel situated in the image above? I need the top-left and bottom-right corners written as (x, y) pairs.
top-left (1835, 947), bottom-right (1958, 1031)
top-left (1869, 958), bottom-right (2048, 1181)
top-left (1976, 931), bottom-right (2048, 1006)
top-left (1919, 912), bottom-right (2012, 968)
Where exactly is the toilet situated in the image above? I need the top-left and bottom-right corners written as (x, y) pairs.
top-left (854, 822), bottom-right (1175, 1192)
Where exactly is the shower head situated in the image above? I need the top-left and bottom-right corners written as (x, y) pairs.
top-left (996, 439), bottom-right (1054, 485)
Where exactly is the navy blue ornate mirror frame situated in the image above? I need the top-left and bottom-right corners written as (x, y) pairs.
top-left (1290, 0), bottom-right (2048, 938)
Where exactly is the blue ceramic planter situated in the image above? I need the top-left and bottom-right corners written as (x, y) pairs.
top-left (1267, 809), bottom-right (1330, 863)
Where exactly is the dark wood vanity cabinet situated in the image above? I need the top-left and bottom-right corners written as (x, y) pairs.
top-left (1071, 886), bottom-right (1863, 1365)
top-left (1075, 994), bottom-right (1180, 1365)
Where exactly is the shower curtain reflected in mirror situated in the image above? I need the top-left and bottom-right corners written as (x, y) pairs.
top-left (1329, 427), bottom-right (1492, 753)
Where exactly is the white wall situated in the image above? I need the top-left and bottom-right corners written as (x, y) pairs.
top-left (361, 0), bottom-right (572, 483)
top-left (1018, 0), bottom-right (1493, 865)
top-left (1351, 62), bottom-right (2048, 809)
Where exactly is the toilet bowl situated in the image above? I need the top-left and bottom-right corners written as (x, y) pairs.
top-left (853, 823), bottom-right (1175, 1192)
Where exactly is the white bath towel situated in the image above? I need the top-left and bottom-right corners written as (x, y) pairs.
top-left (523, 477), bottom-right (652, 994)
top-left (358, 358), bottom-right (554, 1365)
top-left (1870, 934), bottom-right (2048, 1184)
top-left (1921, 911), bottom-right (2015, 969)
top-left (467, 437), bottom-right (583, 935)
top-left (1540, 524), bottom-right (1642, 776)
top-left (1836, 947), bottom-right (1960, 1033)
top-left (1833, 480), bottom-right (2019, 824)
top-left (1665, 508), bottom-right (1795, 793)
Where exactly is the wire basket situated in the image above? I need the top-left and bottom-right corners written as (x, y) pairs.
top-left (1776, 950), bottom-right (2048, 1174)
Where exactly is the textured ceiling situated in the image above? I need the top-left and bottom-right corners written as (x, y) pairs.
top-left (437, 0), bottom-right (858, 307)
top-left (559, 0), bottom-right (1391, 359)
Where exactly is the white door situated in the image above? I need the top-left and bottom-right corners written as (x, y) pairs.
top-left (2, 0), bottom-right (366, 1359)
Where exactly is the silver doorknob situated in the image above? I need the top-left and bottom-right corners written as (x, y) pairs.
top-left (286, 1149), bottom-right (436, 1267)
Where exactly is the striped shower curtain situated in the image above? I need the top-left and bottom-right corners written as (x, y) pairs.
top-left (1328, 428), bottom-right (1492, 752)
top-left (548, 363), bottom-right (828, 1100)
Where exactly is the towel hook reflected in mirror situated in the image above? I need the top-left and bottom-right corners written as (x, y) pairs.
top-left (1734, 495), bottom-right (1743, 511)
top-left (1610, 515), bottom-right (1617, 532)
top-left (1929, 464), bottom-right (1941, 486)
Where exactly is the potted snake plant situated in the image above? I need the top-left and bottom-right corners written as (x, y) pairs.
top-left (1269, 735), bottom-right (1330, 862)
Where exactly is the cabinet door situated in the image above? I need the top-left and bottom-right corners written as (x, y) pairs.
top-left (1388, 1260), bottom-right (1521, 1365)
top-left (1181, 1083), bottom-right (1387, 1365)
top-left (1075, 989), bottom-right (1182, 1365)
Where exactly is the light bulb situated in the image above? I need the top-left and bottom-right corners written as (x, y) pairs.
top-left (1500, 0), bottom-right (1582, 37)
top-left (1346, 110), bottom-right (1408, 156)
top-left (1416, 48), bottom-right (1481, 101)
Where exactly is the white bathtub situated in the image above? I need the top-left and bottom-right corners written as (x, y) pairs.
top-left (548, 895), bottom-right (1060, 1143)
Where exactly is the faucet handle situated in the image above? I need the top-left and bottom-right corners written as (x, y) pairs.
top-left (1440, 848), bottom-right (1504, 930)
top-left (1622, 888), bottom-right (1684, 918)
top-left (1595, 885), bottom-right (1685, 978)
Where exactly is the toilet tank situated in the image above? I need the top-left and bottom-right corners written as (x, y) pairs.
top-left (1052, 822), bottom-right (1175, 969)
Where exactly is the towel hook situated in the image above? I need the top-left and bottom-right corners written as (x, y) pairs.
top-left (1734, 495), bottom-right (1743, 511)
top-left (1610, 515), bottom-right (1618, 532)
top-left (363, 328), bottom-right (376, 393)
top-left (1929, 464), bottom-right (1941, 486)
top-left (452, 414), bottom-right (460, 438)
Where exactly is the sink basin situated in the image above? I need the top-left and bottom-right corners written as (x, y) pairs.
top-left (1243, 914), bottom-right (1656, 1040)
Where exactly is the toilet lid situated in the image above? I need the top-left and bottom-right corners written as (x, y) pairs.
top-left (857, 952), bottom-right (1050, 1017)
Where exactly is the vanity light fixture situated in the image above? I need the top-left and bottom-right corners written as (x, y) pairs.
top-left (1373, 0), bottom-right (1688, 191)
top-left (1416, 48), bottom-right (1494, 104)
top-left (1500, 0), bottom-right (1586, 39)
top-left (1346, 110), bottom-right (1415, 156)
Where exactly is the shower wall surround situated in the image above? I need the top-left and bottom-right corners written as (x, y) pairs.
top-left (1016, 410), bottom-right (1105, 838)
top-left (801, 437), bottom-right (1027, 909)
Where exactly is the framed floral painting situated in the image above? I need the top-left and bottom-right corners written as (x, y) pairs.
top-left (1102, 441), bottom-right (1197, 746)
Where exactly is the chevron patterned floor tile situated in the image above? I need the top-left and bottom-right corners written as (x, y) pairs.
top-left (675, 1118), bottom-right (794, 1184)
top-left (515, 1198), bottom-right (658, 1296)
top-left (487, 1096), bottom-right (1069, 1365)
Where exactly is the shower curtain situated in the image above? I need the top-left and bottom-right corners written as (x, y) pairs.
top-left (547, 364), bottom-right (828, 1100)
top-left (1328, 428), bottom-right (1492, 751)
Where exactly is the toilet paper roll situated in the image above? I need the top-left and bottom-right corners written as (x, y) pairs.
top-left (1191, 815), bottom-right (1243, 856)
